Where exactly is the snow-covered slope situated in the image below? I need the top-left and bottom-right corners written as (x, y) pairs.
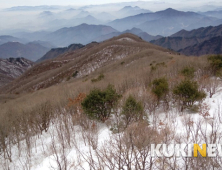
top-left (0, 57), bottom-right (33, 87)
top-left (2, 83), bottom-right (222, 169)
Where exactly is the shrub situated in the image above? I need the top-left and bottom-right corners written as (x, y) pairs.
top-left (29, 101), bottom-right (53, 133)
top-left (151, 77), bottom-right (169, 102)
top-left (173, 80), bottom-right (206, 111)
top-left (72, 71), bottom-right (78, 78)
top-left (121, 95), bottom-right (145, 127)
top-left (181, 66), bottom-right (195, 79)
top-left (91, 73), bottom-right (105, 82)
top-left (81, 84), bottom-right (121, 122)
top-left (208, 55), bottom-right (222, 76)
top-left (151, 65), bottom-right (157, 71)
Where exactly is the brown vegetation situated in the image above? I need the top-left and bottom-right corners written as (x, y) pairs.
top-left (0, 33), bottom-right (221, 169)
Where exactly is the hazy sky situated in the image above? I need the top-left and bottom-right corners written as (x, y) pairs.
top-left (1, 0), bottom-right (222, 8)
top-left (2, 0), bottom-right (138, 7)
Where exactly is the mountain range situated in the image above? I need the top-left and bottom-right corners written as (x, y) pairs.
top-left (0, 42), bottom-right (50, 61)
top-left (12, 31), bottom-right (51, 42)
top-left (0, 25), bottom-right (163, 62)
top-left (0, 35), bottom-right (26, 45)
top-left (2, 23), bottom-right (222, 62)
top-left (179, 36), bottom-right (222, 56)
top-left (37, 43), bottom-right (84, 62)
top-left (1, 7), bottom-right (222, 63)
top-left (0, 34), bottom-right (176, 93)
top-left (38, 24), bottom-right (161, 47)
top-left (108, 8), bottom-right (222, 36)
top-left (200, 10), bottom-right (222, 19)
top-left (150, 24), bottom-right (222, 56)
top-left (45, 15), bottom-right (103, 30)
top-left (94, 27), bottom-right (162, 42)
top-left (43, 24), bottom-right (118, 46)
top-left (116, 6), bottom-right (152, 18)
top-left (37, 27), bottom-right (161, 62)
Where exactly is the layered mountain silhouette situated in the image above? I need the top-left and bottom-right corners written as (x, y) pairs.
top-left (109, 8), bottom-right (222, 36)
top-left (123, 28), bottom-right (162, 41)
top-left (0, 26), bottom-right (162, 62)
top-left (29, 40), bottom-right (56, 49)
top-left (171, 25), bottom-right (222, 38)
top-left (92, 12), bottom-right (116, 22)
top-left (39, 11), bottom-right (55, 19)
top-left (95, 27), bottom-right (161, 42)
top-left (150, 37), bottom-right (201, 51)
top-left (1, 7), bottom-right (222, 63)
top-left (151, 24), bottom-right (222, 56)
top-left (179, 36), bottom-right (222, 56)
top-left (116, 6), bottom-right (152, 18)
top-left (200, 10), bottom-right (222, 19)
top-left (12, 31), bottom-right (50, 42)
top-left (0, 34), bottom-right (176, 93)
top-left (0, 42), bottom-right (50, 61)
top-left (44, 24), bottom-right (118, 46)
top-left (46, 15), bottom-right (103, 30)
top-left (37, 43), bottom-right (84, 62)
top-left (0, 35), bottom-right (26, 45)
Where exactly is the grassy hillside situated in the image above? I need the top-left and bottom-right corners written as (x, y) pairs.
top-left (0, 33), bottom-right (221, 169)
top-left (0, 34), bottom-right (177, 94)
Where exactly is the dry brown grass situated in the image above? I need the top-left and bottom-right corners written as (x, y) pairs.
top-left (0, 35), bottom-right (210, 126)
top-left (0, 34), bottom-right (178, 94)
top-left (0, 33), bottom-right (214, 168)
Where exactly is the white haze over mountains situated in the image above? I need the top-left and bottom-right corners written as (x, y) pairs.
top-left (1, 0), bottom-right (222, 9)
top-left (0, 0), bottom-right (222, 35)
top-left (0, 0), bottom-right (222, 42)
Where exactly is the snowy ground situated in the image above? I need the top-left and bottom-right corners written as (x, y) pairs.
top-left (1, 87), bottom-right (222, 170)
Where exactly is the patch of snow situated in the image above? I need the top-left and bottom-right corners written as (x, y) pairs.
top-left (117, 37), bottom-right (136, 42)
top-left (1, 86), bottom-right (222, 169)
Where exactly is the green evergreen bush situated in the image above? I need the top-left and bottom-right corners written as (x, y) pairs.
top-left (173, 80), bottom-right (206, 111)
top-left (121, 95), bottom-right (145, 127)
top-left (72, 71), bottom-right (78, 77)
top-left (91, 73), bottom-right (105, 82)
top-left (208, 55), bottom-right (222, 76)
top-left (81, 84), bottom-right (121, 122)
top-left (151, 77), bottom-right (169, 102)
top-left (181, 66), bottom-right (195, 79)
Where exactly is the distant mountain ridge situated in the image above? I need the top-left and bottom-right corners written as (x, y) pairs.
top-left (44, 24), bottom-right (118, 46)
top-left (92, 27), bottom-right (162, 43)
top-left (200, 10), bottom-right (222, 19)
top-left (12, 31), bottom-right (51, 42)
top-left (151, 24), bottom-right (222, 56)
top-left (29, 40), bottom-right (56, 49)
top-left (0, 42), bottom-right (50, 61)
top-left (150, 37), bottom-right (201, 51)
top-left (0, 33), bottom-right (176, 93)
top-left (46, 15), bottom-right (103, 30)
top-left (0, 35), bottom-right (26, 45)
top-left (117, 6), bottom-right (152, 18)
top-left (0, 57), bottom-right (33, 87)
top-left (37, 43), bottom-right (84, 62)
top-left (171, 24), bottom-right (222, 38)
top-left (0, 25), bottom-right (162, 62)
top-left (179, 36), bottom-right (222, 56)
top-left (108, 8), bottom-right (222, 36)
